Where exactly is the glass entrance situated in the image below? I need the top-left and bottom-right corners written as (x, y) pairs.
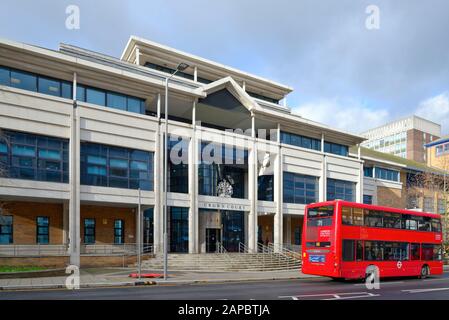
top-left (143, 208), bottom-right (153, 252)
top-left (221, 210), bottom-right (244, 252)
top-left (206, 228), bottom-right (221, 253)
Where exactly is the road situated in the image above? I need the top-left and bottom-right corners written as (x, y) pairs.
top-left (2, 272), bottom-right (449, 300)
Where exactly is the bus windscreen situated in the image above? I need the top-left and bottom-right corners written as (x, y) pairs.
top-left (307, 206), bottom-right (334, 227)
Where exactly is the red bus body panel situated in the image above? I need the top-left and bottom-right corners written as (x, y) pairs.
top-left (301, 200), bottom-right (443, 279)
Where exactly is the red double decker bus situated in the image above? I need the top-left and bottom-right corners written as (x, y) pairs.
top-left (302, 200), bottom-right (443, 280)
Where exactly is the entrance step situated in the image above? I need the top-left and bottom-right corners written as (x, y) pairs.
top-left (138, 253), bottom-right (302, 271)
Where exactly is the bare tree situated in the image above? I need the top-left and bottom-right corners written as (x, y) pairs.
top-left (405, 166), bottom-right (449, 257)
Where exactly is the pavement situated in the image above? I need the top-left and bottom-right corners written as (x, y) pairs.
top-left (0, 267), bottom-right (311, 291)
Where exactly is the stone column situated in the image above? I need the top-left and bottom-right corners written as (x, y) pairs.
top-left (248, 114), bottom-right (258, 253)
top-left (69, 72), bottom-right (80, 266)
top-left (356, 144), bottom-right (363, 203)
top-left (273, 146), bottom-right (283, 251)
top-left (188, 100), bottom-right (198, 253)
top-left (153, 93), bottom-right (162, 254)
top-left (319, 133), bottom-right (327, 202)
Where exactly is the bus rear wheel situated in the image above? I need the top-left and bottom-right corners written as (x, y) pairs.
top-left (419, 265), bottom-right (430, 279)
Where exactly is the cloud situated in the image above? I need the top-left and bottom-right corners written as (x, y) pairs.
top-left (293, 98), bottom-right (389, 134)
top-left (415, 92), bottom-right (449, 134)
top-left (2, 0), bottom-right (449, 133)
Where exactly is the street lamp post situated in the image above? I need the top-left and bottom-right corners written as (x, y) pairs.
top-left (163, 62), bottom-right (190, 281)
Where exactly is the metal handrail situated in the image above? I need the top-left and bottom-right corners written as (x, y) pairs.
top-left (80, 243), bottom-right (153, 255)
top-left (0, 244), bottom-right (69, 256)
top-left (238, 242), bottom-right (249, 253)
top-left (267, 243), bottom-right (302, 269)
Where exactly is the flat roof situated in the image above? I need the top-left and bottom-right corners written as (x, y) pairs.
top-left (360, 114), bottom-right (441, 136)
top-left (121, 35), bottom-right (293, 95)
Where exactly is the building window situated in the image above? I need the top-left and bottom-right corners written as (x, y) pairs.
top-left (327, 178), bottom-right (355, 202)
top-left (363, 195), bottom-right (373, 205)
top-left (198, 142), bottom-right (248, 198)
top-left (143, 208), bottom-right (154, 247)
top-left (283, 172), bottom-right (319, 204)
top-left (0, 130), bottom-right (69, 183)
top-left (76, 84), bottom-right (146, 115)
top-left (438, 199), bottom-right (446, 215)
top-left (407, 195), bottom-right (419, 209)
top-left (0, 65), bottom-right (72, 99)
top-left (364, 167), bottom-right (373, 178)
top-left (84, 218), bottom-right (95, 244)
top-left (81, 142), bottom-right (153, 191)
top-left (169, 207), bottom-right (188, 253)
top-left (375, 167), bottom-right (399, 182)
top-left (114, 219), bottom-right (125, 244)
top-left (436, 143), bottom-right (449, 157)
top-left (258, 175), bottom-right (274, 201)
top-left (221, 210), bottom-right (245, 252)
top-left (247, 91), bottom-right (280, 104)
top-left (0, 215), bottom-right (13, 244)
top-left (167, 137), bottom-right (189, 193)
top-left (423, 197), bottom-right (435, 213)
top-left (280, 131), bottom-right (321, 151)
top-left (324, 142), bottom-right (349, 157)
top-left (294, 226), bottom-right (301, 245)
top-left (36, 216), bottom-right (49, 244)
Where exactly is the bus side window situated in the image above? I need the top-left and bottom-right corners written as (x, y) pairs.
top-left (410, 243), bottom-right (420, 260)
top-left (431, 219), bottom-right (441, 233)
top-left (419, 217), bottom-right (431, 231)
top-left (353, 208), bottom-right (363, 226)
top-left (342, 207), bottom-right (352, 225)
top-left (342, 239), bottom-right (355, 261)
top-left (356, 240), bottom-right (363, 261)
top-left (404, 215), bottom-right (417, 230)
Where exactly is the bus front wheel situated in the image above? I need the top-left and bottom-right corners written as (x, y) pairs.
top-left (419, 265), bottom-right (430, 279)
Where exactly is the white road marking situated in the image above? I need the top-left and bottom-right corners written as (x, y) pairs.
top-left (279, 291), bottom-right (380, 300)
top-left (402, 287), bottom-right (449, 294)
top-left (424, 277), bottom-right (449, 282)
top-left (354, 281), bottom-right (403, 286)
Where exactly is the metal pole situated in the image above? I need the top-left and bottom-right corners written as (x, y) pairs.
top-left (163, 77), bottom-right (169, 281)
top-left (138, 188), bottom-right (142, 280)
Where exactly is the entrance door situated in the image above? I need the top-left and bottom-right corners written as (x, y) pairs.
top-left (206, 228), bottom-right (221, 253)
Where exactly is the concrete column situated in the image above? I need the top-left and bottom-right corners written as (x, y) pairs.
top-left (282, 215), bottom-right (291, 244)
top-left (273, 147), bottom-right (283, 250)
top-left (248, 114), bottom-right (258, 252)
top-left (188, 100), bottom-right (198, 253)
top-left (69, 72), bottom-right (80, 266)
top-left (319, 155), bottom-right (327, 202)
top-left (62, 201), bottom-right (69, 245)
top-left (135, 47), bottom-right (141, 65)
top-left (153, 93), bottom-right (162, 253)
top-left (193, 66), bottom-right (198, 82)
top-left (356, 161), bottom-right (363, 203)
top-left (319, 133), bottom-right (326, 202)
top-left (356, 144), bottom-right (363, 203)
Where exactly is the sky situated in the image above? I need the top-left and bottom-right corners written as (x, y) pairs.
top-left (1, 0), bottom-right (449, 135)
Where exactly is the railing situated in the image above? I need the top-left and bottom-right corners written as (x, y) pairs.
top-left (216, 241), bottom-right (227, 254)
top-left (0, 243), bottom-right (154, 257)
top-left (268, 243), bottom-right (302, 260)
top-left (238, 242), bottom-right (249, 253)
top-left (0, 244), bottom-right (69, 257)
top-left (236, 242), bottom-right (302, 270)
top-left (80, 243), bottom-right (153, 256)
top-left (282, 244), bottom-right (302, 253)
